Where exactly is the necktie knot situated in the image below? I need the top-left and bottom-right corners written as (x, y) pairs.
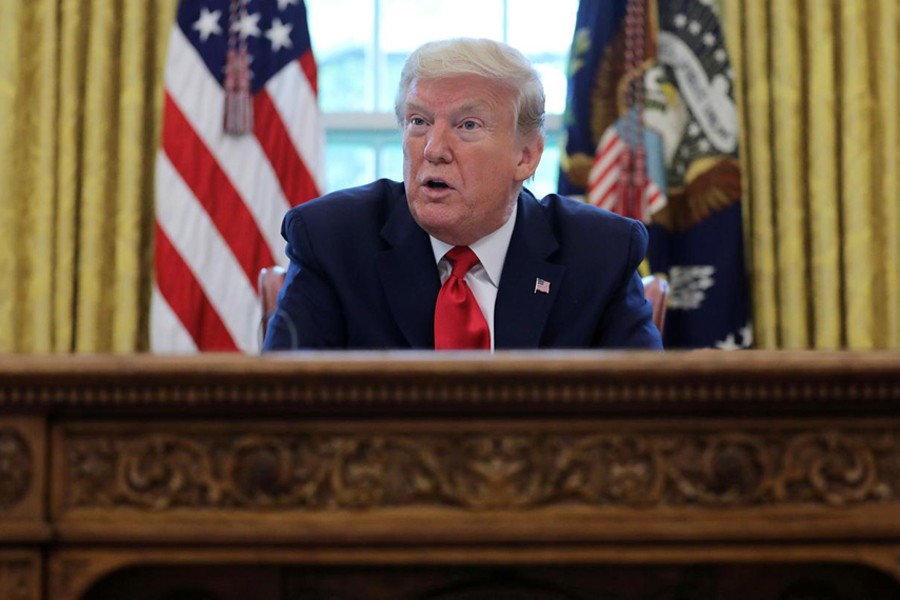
top-left (434, 246), bottom-right (490, 350)
top-left (445, 246), bottom-right (479, 278)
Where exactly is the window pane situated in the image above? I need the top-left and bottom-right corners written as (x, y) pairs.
top-left (324, 141), bottom-right (376, 191)
top-left (307, 0), bottom-right (375, 111)
top-left (377, 0), bottom-right (504, 112)
top-left (529, 132), bottom-right (561, 199)
top-left (378, 142), bottom-right (404, 182)
top-left (506, 0), bottom-right (579, 55)
top-left (507, 0), bottom-right (579, 114)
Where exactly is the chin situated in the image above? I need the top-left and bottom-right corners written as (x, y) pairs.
top-left (411, 211), bottom-right (464, 243)
top-left (415, 215), bottom-right (457, 239)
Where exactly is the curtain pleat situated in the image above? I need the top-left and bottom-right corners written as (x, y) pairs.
top-left (0, 0), bottom-right (60, 352)
top-left (770, 0), bottom-right (807, 348)
top-left (875, 0), bottom-right (899, 349)
top-left (839, 0), bottom-right (876, 348)
top-left (738, 0), bottom-right (778, 348)
top-left (73, 0), bottom-right (119, 351)
top-left (804, 0), bottom-right (841, 348)
top-left (55, 0), bottom-right (87, 353)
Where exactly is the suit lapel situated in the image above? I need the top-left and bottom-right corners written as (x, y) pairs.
top-left (376, 191), bottom-right (440, 348)
top-left (494, 192), bottom-right (565, 349)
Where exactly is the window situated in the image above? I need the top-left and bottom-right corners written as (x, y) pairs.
top-left (306, 0), bottom-right (578, 197)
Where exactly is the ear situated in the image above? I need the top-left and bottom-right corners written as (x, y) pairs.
top-left (514, 132), bottom-right (544, 182)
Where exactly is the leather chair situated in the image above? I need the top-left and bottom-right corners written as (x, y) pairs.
top-left (258, 265), bottom-right (287, 345)
top-left (641, 274), bottom-right (669, 336)
top-left (258, 267), bottom-right (669, 346)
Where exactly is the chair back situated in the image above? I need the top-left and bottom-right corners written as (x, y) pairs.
top-left (641, 274), bottom-right (669, 335)
top-left (258, 266), bottom-right (286, 344)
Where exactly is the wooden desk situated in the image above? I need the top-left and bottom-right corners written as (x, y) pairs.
top-left (1, 351), bottom-right (899, 599)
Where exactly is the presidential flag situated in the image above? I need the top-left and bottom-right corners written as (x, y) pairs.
top-left (560, 0), bottom-right (750, 349)
top-left (151, 0), bottom-right (323, 352)
top-left (559, 0), bottom-right (628, 201)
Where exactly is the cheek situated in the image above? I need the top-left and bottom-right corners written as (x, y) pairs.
top-left (402, 144), bottom-right (420, 172)
top-left (464, 151), bottom-right (513, 190)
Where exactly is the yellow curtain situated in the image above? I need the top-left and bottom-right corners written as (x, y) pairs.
top-left (0, 0), bottom-right (178, 352)
top-left (723, 0), bottom-right (900, 349)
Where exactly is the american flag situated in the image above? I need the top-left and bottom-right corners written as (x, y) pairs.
top-left (587, 124), bottom-right (666, 221)
top-left (151, 0), bottom-right (323, 352)
top-left (534, 278), bottom-right (551, 294)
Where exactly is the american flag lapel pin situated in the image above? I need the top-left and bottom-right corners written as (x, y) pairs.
top-left (534, 278), bottom-right (550, 294)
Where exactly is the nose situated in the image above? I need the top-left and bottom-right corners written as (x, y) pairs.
top-left (423, 122), bottom-right (452, 164)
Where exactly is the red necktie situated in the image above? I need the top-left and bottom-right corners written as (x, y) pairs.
top-left (434, 246), bottom-right (490, 350)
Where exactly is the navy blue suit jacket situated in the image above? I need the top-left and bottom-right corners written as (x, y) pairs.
top-left (263, 179), bottom-right (662, 350)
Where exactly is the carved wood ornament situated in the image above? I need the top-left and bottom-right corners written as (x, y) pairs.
top-left (61, 426), bottom-right (897, 512)
top-left (0, 429), bottom-right (31, 509)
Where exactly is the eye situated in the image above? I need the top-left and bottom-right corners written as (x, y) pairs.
top-left (460, 120), bottom-right (480, 131)
top-left (408, 116), bottom-right (426, 127)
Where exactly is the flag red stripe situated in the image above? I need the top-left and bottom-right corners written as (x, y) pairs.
top-left (596, 188), bottom-right (615, 206)
top-left (253, 90), bottom-right (319, 206)
top-left (299, 50), bottom-right (318, 95)
top-left (590, 154), bottom-right (619, 193)
top-left (594, 159), bottom-right (618, 186)
top-left (161, 92), bottom-right (276, 285)
top-left (598, 133), bottom-right (619, 155)
top-left (589, 138), bottom-right (622, 191)
top-left (154, 223), bottom-right (239, 351)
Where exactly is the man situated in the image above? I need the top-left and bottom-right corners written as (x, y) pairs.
top-left (263, 38), bottom-right (662, 351)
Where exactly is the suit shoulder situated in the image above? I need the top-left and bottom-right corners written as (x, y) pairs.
top-left (531, 191), bottom-right (646, 241)
top-left (284, 179), bottom-right (404, 231)
top-left (523, 191), bottom-right (648, 283)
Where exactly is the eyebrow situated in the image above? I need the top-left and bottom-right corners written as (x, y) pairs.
top-left (454, 102), bottom-right (489, 118)
top-left (403, 101), bottom-right (489, 120)
top-left (403, 101), bottom-right (431, 117)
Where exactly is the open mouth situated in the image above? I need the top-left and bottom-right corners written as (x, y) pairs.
top-left (425, 179), bottom-right (450, 189)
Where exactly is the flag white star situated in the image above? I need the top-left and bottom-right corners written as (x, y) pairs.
top-left (277, 0), bottom-right (299, 10)
top-left (192, 7), bottom-right (222, 42)
top-left (715, 334), bottom-right (741, 350)
top-left (231, 11), bottom-right (262, 39)
top-left (265, 18), bottom-right (294, 51)
top-left (700, 0), bottom-right (720, 15)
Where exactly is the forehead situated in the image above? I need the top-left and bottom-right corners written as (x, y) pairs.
top-left (404, 75), bottom-right (516, 114)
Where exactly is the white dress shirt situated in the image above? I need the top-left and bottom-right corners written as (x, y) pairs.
top-left (429, 202), bottom-right (518, 351)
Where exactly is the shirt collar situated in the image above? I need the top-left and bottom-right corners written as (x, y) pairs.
top-left (429, 199), bottom-right (518, 288)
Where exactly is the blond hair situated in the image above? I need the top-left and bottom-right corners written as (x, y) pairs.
top-left (395, 38), bottom-right (545, 138)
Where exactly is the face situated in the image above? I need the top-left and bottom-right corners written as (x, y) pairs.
top-left (401, 74), bottom-right (543, 246)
